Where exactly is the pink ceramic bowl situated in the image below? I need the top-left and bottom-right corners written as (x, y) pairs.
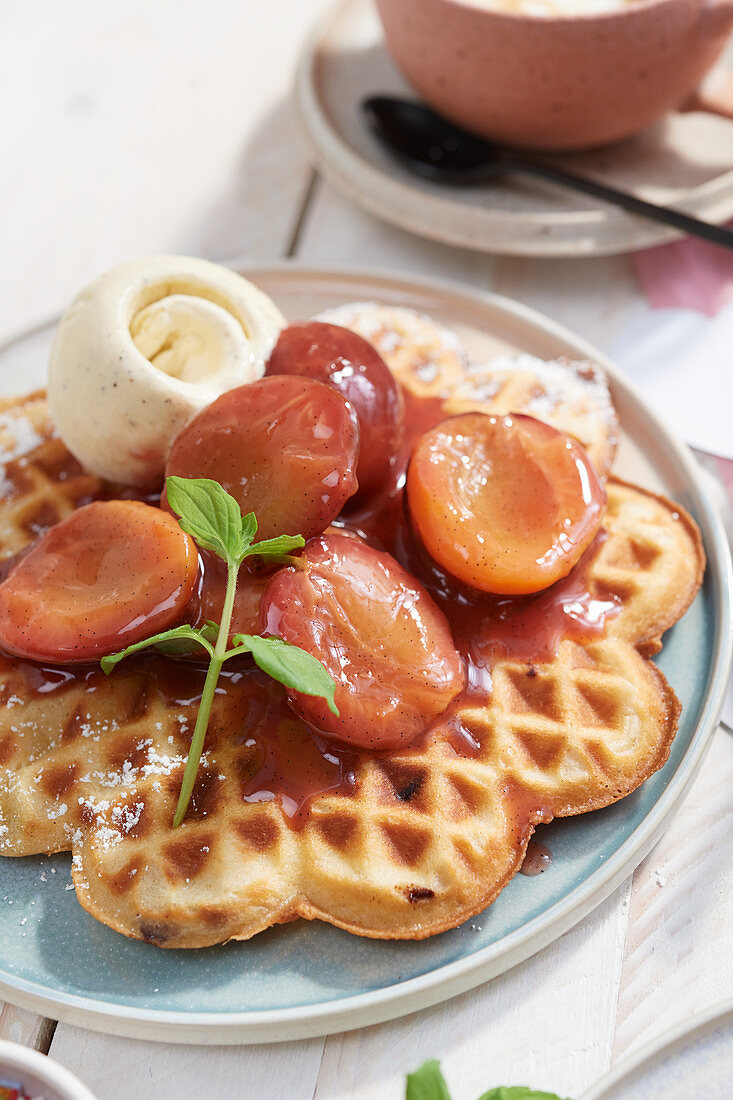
top-left (376, 0), bottom-right (733, 150)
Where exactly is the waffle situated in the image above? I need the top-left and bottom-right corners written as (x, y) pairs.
top-left (0, 392), bottom-right (104, 557)
top-left (0, 393), bottom-right (704, 945)
top-left (319, 303), bottom-right (618, 478)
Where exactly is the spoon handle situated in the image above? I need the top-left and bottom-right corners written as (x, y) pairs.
top-left (508, 157), bottom-right (733, 250)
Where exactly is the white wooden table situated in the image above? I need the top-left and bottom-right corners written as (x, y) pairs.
top-left (0, 3), bottom-right (731, 1097)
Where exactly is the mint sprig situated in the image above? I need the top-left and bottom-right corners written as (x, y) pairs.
top-left (407, 1061), bottom-right (452, 1100)
top-left (102, 476), bottom-right (338, 828)
top-left (406, 1062), bottom-right (568, 1100)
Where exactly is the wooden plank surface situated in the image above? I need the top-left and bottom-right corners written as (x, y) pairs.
top-left (0, 1004), bottom-right (54, 1052)
top-left (613, 727), bottom-right (733, 1061)
top-left (312, 886), bottom-right (633, 1100)
top-left (51, 1029), bottom-right (326, 1099)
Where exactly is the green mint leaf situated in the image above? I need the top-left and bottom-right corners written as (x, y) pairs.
top-left (154, 631), bottom-right (214, 658)
top-left (229, 635), bottom-right (339, 716)
top-left (241, 511), bottom-right (258, 549)
top-left (244, 534), bottom-right (306, 560)
top-left (166, 476), bottom-right (244, 562)
top-left (200, 621), bottom-right (220, 645)
top-left (404, 1064), bottom-right (569, 1100)
top-left (101, 625), bottom-right (213, 673)
top-left (406, 1060), bottom-right (452, 1100)
top-left (477, 1090), bottom-right (569, 1100)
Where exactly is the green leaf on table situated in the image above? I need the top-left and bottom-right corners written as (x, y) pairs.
top-left (404, 1062), bottom-right (570, 1100)
top-left (166, 476), bottom-right (244, 562)
top-left (229, 634), bottom-right (339, 716)
top-left (406, 1060), bottom-right (452, 1100)
top-left (476, 1089), bottom-right (570, 1100)
top-left (100, 624), bottom-right (213, 673)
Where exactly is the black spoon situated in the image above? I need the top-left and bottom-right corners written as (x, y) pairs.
top-left (363, 96), bottom-right (733, 252)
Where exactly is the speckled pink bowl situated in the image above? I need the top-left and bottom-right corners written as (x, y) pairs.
top-left (376, 0), bottom-right (733, 150)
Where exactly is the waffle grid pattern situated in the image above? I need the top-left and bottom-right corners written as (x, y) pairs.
top-left (0, 392), bottom-right (104, 559)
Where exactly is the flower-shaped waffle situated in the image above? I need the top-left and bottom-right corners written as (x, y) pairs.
top-left (0, 389), bottom-right (699, 946)
top-left (0, 374), bottom-right (703, 946)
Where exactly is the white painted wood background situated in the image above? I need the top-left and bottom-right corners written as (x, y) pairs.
top-left (0, 2), bottom-right (731, 1098)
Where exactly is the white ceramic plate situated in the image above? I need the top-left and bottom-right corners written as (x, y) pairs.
top-left (0, 264), bottom-right (729, 1043)
top-left (296, 0), bottom-right (733, 257)
top-left (581, 998), bottom-right (733, 1100)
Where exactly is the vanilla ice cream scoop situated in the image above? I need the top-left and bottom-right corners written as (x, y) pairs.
top-left (48, 256), bottom-right (286, 485)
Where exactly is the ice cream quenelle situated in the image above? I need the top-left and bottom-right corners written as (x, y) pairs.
top-left (48, 256), bottom-right (286, 485)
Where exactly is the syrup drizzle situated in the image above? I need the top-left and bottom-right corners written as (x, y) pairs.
top-left (1, 386), bottom-right (621, 829)
top-left (520, 838), bottom-right (552, 876)
top-left (237, 709), bottom-right (358, 824)
top-left (3, 651), bottom-right (357, 826)
top-left (215, 666), bottom-right (359, 825)
top-left (418, 528), bottom-right (620, 700)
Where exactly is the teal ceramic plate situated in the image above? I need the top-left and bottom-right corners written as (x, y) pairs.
top-left (0, 265), bottom-right (730, 1043)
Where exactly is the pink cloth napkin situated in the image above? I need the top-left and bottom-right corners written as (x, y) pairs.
top-left (612, 228), bottom-right (733, 461)
top-left (633, 224), bottom-right (733, 317)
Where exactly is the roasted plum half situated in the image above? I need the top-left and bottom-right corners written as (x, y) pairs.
top-left (267, 321), bottom-right (404, 503)
top-left (260, 531), bottom-right (465, 750)
top-left (0, 500), bottom-right (197, 662)
top-left (164, 376), bottom-right (360, 541)
top-left (407, 412), bottom-right (605, 595)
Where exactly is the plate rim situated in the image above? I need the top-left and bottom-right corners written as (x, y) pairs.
top-left (295, 0), bottom-right (733, 259)
top-left (0, 259), bottom-right (730, 1043)
top-left (579, 996), bottom-right (733, 1100)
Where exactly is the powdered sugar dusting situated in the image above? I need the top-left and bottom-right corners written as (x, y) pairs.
top-left (0, 408), bottom-right (47, 498)
top-left (317, 301), bottom-right (469, 391)
top-left (316, 306), bottom-right (616, 449)
top-left (465, 353), bottom-right (616, 430)
top-left (110, 800), bottom-right (144, 834)
top-left (0, 409), bottom-right (44, 462)
top-left (77, 793), bottom-right (145, 852)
